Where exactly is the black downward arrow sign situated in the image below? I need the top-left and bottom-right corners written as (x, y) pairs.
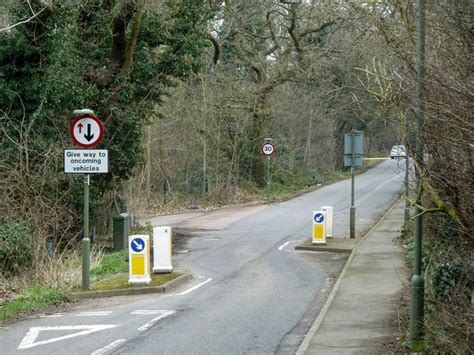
top-left (84, 124), bottom-right (95, 142)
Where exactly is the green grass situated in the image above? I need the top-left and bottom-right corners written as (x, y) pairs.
top-left (90, 249), bottom-right (129, 282)
top-left (0, 284), bottom-right (64, 322)
top-left (88, 250), bottom-right (181, 291)
top-left (90, 272), bottom-right (181, 291)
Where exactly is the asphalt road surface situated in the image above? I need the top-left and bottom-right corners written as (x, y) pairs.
top-left (1, 160), bottom-right (405, 354)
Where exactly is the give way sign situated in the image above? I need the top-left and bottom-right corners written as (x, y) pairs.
top-left (70, 114), bottom-right (104, 148)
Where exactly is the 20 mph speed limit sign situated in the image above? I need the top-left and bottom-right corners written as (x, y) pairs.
top-left (262, 142), bottom-right (275, 157)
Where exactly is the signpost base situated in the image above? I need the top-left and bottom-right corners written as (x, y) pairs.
top-left (82, 237), bottom-right (90, 290)
top-left (350, 206), bottom-right (356, 239)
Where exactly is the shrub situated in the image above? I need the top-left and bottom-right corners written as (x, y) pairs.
top-left (433, 260), bottom-right (465, 300)
top-left (0, 220), bottom-right (32, 275)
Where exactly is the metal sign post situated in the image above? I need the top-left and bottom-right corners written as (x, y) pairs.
top-left (82, 174), bottom-right (90, 290)
top-left (344, 130), bottom-right (363, 239)
top-left (267, 156), bottom-right (271, 188)
top-left (262, 139), bottom-right (275, 195)
top-left (350, 131), bottom-right (356, 239)
top-left (68, 109), bottom-right (107, 290)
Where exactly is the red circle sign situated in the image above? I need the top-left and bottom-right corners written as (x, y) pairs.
top-left (262, 142), bottom-right (275, 156)
top-left (70, 114), bottom-right (104, 148)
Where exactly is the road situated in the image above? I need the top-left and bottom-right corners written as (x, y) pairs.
top-left (0, 160), bottom-right (405, 354)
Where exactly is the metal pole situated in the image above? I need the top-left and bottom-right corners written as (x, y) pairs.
top-left (72, 109), bottom-right (94, 291)
top-left (163, 179), bottom-right (168, 204)
top-left (350, 131), bottom-right (355, 239)
top-left (405, 152), bottom-right (410, 223)
top-left (266, 156), bottom-right (271, 195)
top-left (410, 0), bottom-right (425, 350)
top-left (82, 174), bottom-right (90, 290)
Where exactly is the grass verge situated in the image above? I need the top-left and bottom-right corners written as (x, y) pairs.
top-left (0, 284), bottom-right (65, 322)
top-left (90, 249), bottom-right (129, 283)
top-left (90, 272), bottom-right (181, 291)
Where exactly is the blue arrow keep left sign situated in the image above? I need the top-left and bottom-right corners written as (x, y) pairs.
top-left (131, 237), bottom-right (145, 253)
top-left (314, 212), bottom-right (325, 224)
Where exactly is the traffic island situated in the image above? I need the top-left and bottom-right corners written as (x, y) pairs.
top-left (69, 272), bottom-right (192, 300)
top-left (295, 238), bottom-right (356, 254)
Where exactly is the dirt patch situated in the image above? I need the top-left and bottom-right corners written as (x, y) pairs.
top-left (171, 229), bottom-right (197, 254)
top-left (0, 287), bottom-right (17, 306)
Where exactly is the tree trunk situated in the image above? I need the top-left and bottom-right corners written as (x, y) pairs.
top-left (121, 0), bottom-right (145, 75)
top-left (145, 124), bottom-right (152, 199)
top-left (251, 94), bottom-right (267, 188)
top-left (303, 93), bottom-right (315, 166)
top-left (110, 1), bottom-right (136, 72)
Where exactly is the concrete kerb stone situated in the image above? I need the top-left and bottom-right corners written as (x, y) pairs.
top-left (68, 273), bottom-right (193, 300)
top-left (295, 245), bottom-right (352, 254)
top-left (296, 197), bottom-right (404, 355)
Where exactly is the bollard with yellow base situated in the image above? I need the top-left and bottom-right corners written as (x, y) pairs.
top-left (312, 211), bottom-right (326, 244)
top-left (128, 235), bottom-right (151, 286)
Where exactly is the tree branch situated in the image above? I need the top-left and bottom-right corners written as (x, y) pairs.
top-left (209, 34), bottom-right (220, 65)
top-left (300, 20), bottom-right (336, 38)
top-left (263, 10), bottom-right (280, 57)
top-left (0, 1), bottom-right (47, 33)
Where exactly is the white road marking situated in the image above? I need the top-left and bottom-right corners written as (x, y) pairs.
top-left (131, 310), bottom-right (168, 315)
top-left (177, 278), bottom-right (212, 296)
top-left (18, 324), bottom-right (118, 350)
top-left (201, 238), bottom-right (220, 241)
top-left (137, 310), bottom-right (176, 331)
top-left (91, 338), bottom-right (126, 355)
top-left (278, 240), bottom-right (297, 251)
top-left (76, 311), bottom-right (112, 317)
top-left (39, 313), bottom-right (65, 318)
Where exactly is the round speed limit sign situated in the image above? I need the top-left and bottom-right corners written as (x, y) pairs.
top-left (262, 142), bottom-right (275, 157)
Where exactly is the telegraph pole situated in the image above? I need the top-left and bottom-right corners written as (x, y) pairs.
top-left (410, 0), bottom-right (426, 351)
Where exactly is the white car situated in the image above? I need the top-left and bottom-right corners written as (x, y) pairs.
top-left (390, 145), bottom-right (406, 159)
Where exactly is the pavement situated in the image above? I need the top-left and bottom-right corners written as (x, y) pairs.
top-left (296, 198), bottom-right (408, 354)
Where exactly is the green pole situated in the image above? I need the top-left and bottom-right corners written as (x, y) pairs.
top-left (350, 131), bottom-right (355, 239)
top-left (73, 109), bottom-right (94, 290)
top-left (82, 174), bottom-right (90, 290)
top-left (266, 156), bottom-right (271, 196)
top-left (163, 179), bottom-right (168, 205)
top-left (405, 151), bottom-right (410, 223)
top-left (410, 0), bottom-right (426, 350)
